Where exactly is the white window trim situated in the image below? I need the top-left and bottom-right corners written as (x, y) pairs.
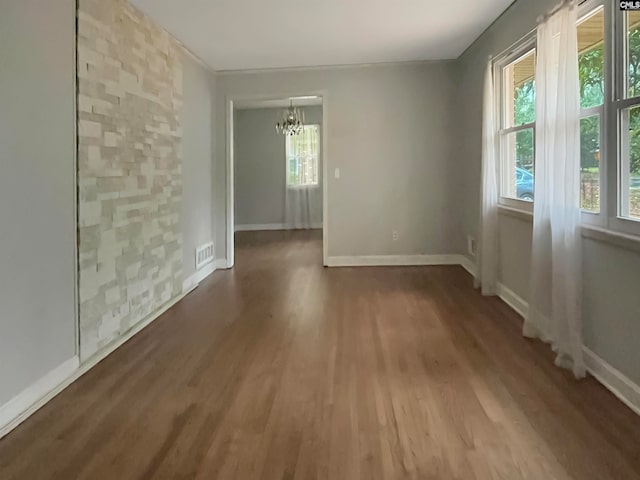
top-left (492, 0), bottom-right (640, 238)
top-left (285, 124), bottom-right (320, 188)
top-left (608, 1), bottom-right (640, 236)
top-left (579, 0), bottom-right (607, 226)
top-left (579, 104), bottom-right (606, 226)
top-left (579, 115), bottom-right (605, 220)
top-left (494, 34), bottom-right (537, 214)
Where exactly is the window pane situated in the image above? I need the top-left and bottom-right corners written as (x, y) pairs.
top-left (580, 115), bottom-right (601, 213)
top-left (500, 128), bottom-right (534, 201)
top-left (627, 11), bottom-right (640, 99)
top-left (286, 125), bottom-right (319, 187)
top-left (622, 106), bottom-right (640, 219)
top-left (503, 50), bottom-right (536, 128)
top-left (577, 7), bottom-right (604, 108)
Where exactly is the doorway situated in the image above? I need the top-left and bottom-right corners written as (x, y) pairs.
top-left (225, 93), bottom-right (328, 267)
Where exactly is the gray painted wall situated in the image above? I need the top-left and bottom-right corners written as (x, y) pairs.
top-left (234, 106), bottom-right (322, 227)
top-left (215, 63), bottom-right (459, 259)
top-left (181, 54), bottom-right (216, 280)
top-left (3, 0), bottom-right (638, 415)
top-left (455, 0), bottom-right (557, 247)
top-left (0, 0), bottom-right (77, 404)
top-left (456, 0), bottom-right (640, 385)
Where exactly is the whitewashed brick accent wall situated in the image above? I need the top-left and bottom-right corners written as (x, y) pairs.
top-left (77, 0), bottom-right (183, 360)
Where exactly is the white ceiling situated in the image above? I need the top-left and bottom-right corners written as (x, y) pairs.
top-left (130, 0), bottom-right (514, 72)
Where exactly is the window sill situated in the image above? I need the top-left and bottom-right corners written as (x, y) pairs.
top-left (582, 225), bottom-right (640, 254)
top-left (496, 206), bottom-right (640, 253)
top-left (498, 205), bottom-right (640, 253)
top-left (608, 216), bottom-right (640, 239)
top-left (498, 205), bottom-right (534, 222)
top-left (499, 197), bottom-right (534, 214)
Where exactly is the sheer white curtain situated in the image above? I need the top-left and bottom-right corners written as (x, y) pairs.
top-left (477, 58), bottom-right (499, 295)
top-left (285, 126), bottom-right (322, 229)
top-left (524, 1), bottom-right (585, 378)
top-left (285, 186), bottom-right (322, 229)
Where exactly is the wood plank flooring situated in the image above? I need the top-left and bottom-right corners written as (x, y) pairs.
top-left (1, 230), bottom-right (639, 479)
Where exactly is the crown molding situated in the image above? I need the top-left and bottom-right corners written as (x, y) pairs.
top-left (216, 58), bottom-right (456, 76)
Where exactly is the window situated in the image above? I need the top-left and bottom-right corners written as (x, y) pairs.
top-left (578, 6), bottom-right (605, 213)
top-left (286, 125), bottom-right (319, 187)
top-left (577, 0), bottom-right (640, 230)
top-left (620, 10), bottom-right (640, 220)
top-left (497, 45), bottom-right (536, 204)
top-left (491, 1), bottom-right (640, 235)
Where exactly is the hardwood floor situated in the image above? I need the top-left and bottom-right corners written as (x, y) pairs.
top-left (1, 230), bottom-right (639, 479)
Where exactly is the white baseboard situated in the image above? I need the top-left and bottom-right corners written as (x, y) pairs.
top-left (470, 268), bottom-right (640, 415)
top-left (235, 223), bottom-right (286, 232)
top-left (497, 283), bottom-right (528, 319)
top-left (583, 347), bottom-right (640, 416)
top-left (459, 259), bottom-right (640, 417)
top-left (457, 258), bottom-right (527, 318)
top-left (326, 254), bottom-right (466, 268)
top-left (0, 356), bottom-right (79, 439)
top-left (0, 290), bottom-right (188, 441)
top-left (459, 255), bottom-right (477, 277)
top-left (3, 255), bottom-right (637, 443)
top-left (235, 223), bottom-right (322, 232)
top-left (498, 283), bottom-right (640, 416)
top-left (79, 291), bottom-right (186, 368)
top-left (215, 258), bottom-right (230, 270)
top-left (182, 262), bottom-right (216, 294)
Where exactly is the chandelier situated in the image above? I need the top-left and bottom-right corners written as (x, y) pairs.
top-left (276, 100), bottom-right (305, 136)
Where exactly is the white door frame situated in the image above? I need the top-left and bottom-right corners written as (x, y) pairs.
top-left (225, 90), bottom-right (329, 268)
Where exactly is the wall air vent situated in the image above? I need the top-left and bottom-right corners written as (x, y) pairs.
top-left (195, 242), bottom-right (214, 270)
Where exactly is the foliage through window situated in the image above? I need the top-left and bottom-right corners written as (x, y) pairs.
top-left (498, 47), bottom-right (536, 202)
top-left (623, 11), bottom-right (640, 219)
top-left (493, 1), bottom-right (640, 232)
top-left (578, 6), bottom-right (604, 213)
top-left (286, 125), bottom-right (319, 187)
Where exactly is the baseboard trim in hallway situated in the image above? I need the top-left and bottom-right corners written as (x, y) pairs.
top-left (584, 347), bottom-right (640, 417)
top-left (497, 283), bottom-right (528, 319)
top-left (0, 290), bottom-right (189, 441)
top-left (1, 256), bottom-right (227, 441)
top-left (495, 283), bottom-right (640, 417)
top-left (182, 262), bottom-right (217, 294)
top-left (464, 261), bottom-right (640, 419)
top-left (326, 254), bottom-right (467, 267)
top-left (0, 357), bottom-right (79, 440)
top-left (235, 223), bottom-right (323, 232)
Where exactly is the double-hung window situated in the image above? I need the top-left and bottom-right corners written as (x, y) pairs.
top-left (493, 0), bottom-right (640, 237)
top-left (497, 41), bottom-right (537, 208)
top-left (286, 125), bottom-right (320, 187)
top-left (617, 7), bottom-right (640, 223)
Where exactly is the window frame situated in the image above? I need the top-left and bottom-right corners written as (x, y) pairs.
top-left (285, 124), bottom-right (320, 188)
top-left (578, 0), bottom-right (607, 226)
top-left (609, 1), bottom-right (640, 235)
top-left (490, 0), bottom-right (640, 239)
top-left (494, 35), bottom-right (537, 213)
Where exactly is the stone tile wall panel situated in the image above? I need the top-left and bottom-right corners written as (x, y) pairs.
top-left (77, 0), bottom-right (183, 360)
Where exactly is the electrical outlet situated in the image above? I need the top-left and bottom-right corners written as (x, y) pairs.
top-left (392, 231), bottom-right (399, 241)
top-left (467, 235), bottom-right (477, 256)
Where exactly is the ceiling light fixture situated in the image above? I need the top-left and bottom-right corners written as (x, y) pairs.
top-left (276, 100), bottom-right (305, 136)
